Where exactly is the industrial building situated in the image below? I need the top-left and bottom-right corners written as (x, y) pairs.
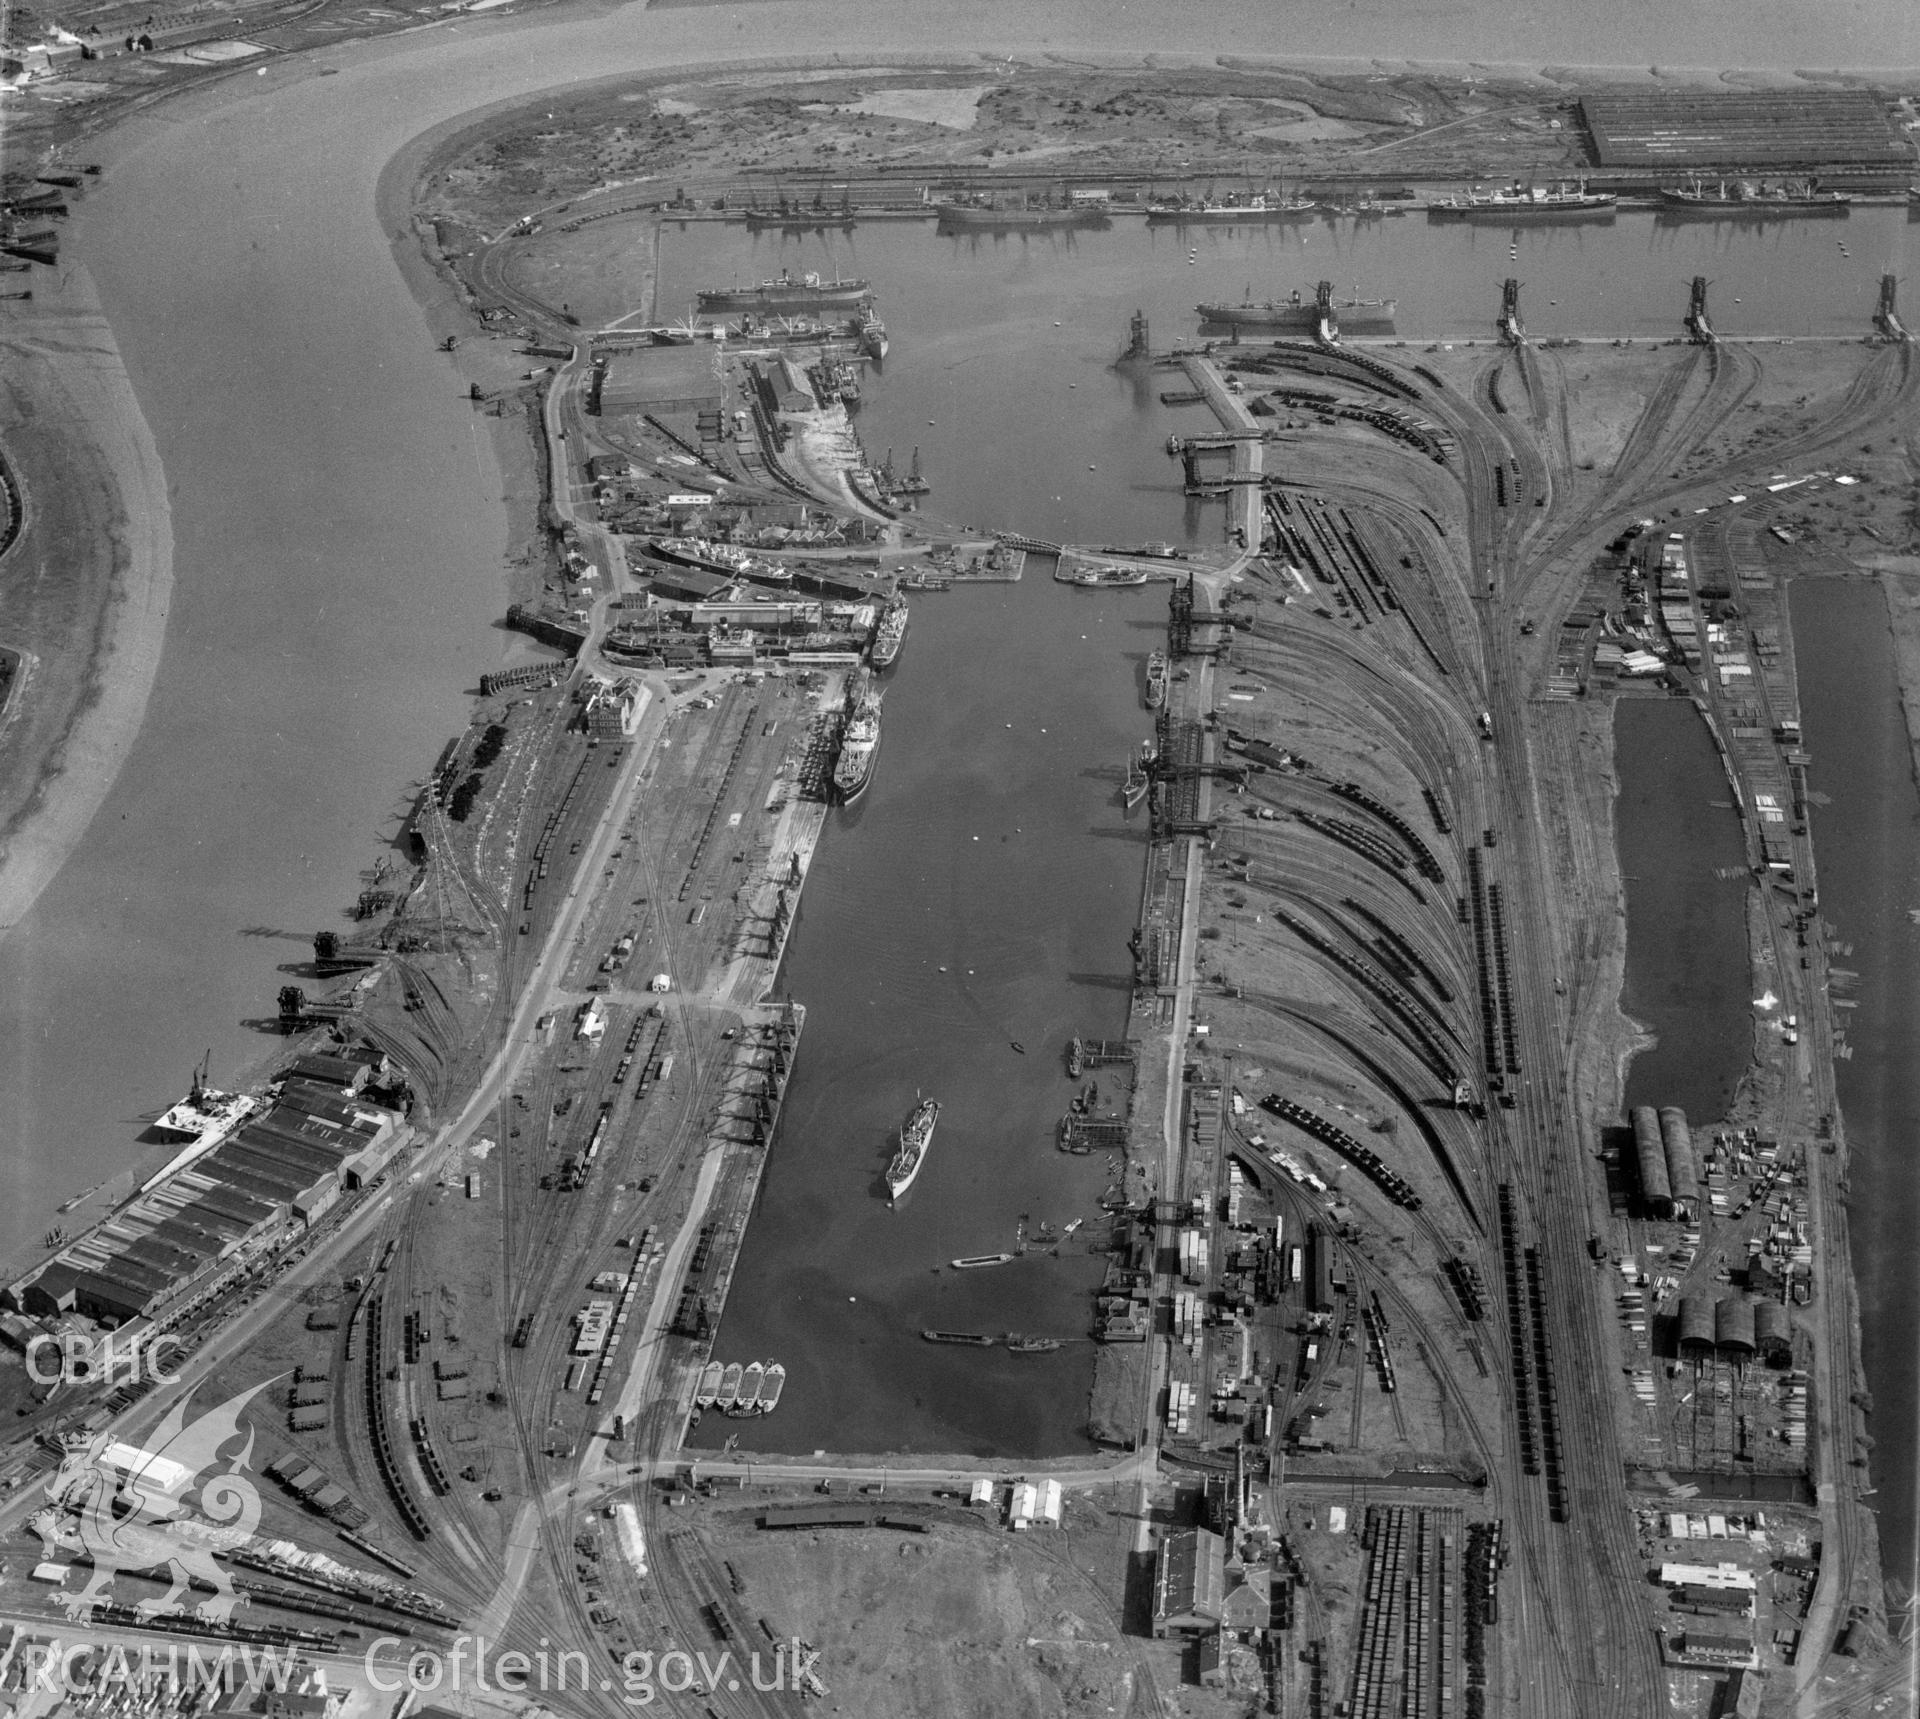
top-left (9, 1063), bottom-right (408, 1326)
top-left (1152, 1527), bottom-right (1226, 1636)
top-left (1632, 1106), bottom-right (1674, 1218)
top-left (1658, 1107), bottom-right (1699, 1218)
top-left (1579, 91), bottom-right (1909, 170)
top-left (597, 346), bottom-right (724, 417)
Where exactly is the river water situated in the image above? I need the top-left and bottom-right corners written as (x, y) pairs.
top-left (8, 8), bottom-right (1920, 1472)
top-left (1791, 578), bottom-right (1920, 1594)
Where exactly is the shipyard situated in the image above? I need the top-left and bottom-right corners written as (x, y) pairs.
top-left (2, 23), bottom-right (1920, 1719)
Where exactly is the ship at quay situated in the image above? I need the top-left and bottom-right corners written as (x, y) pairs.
top-left (833, 671), bottom-right (883, 803)
top-left (1145, 191), bottom-right (1319, 224)
top-left (1655, 177), bottom-right (1851, 218)
top-left (695, 269), bottom-right (873, 313)
top-left (1196, 283), bottom-right (1396, 334)
top-left (870, 597), bottom-right (909, 669)
top-left (1425, 181), bottom-right (1617, 222)
top-left (886, 1097), bottom-right (939, 1202)
top-left (934, 199), bottom-right (1109, 232)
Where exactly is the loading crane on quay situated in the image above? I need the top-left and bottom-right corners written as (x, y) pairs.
top-left (1498, 278), bottom-right (1524, 346)
top-left (1685, 275), bottom-right (1715, 345)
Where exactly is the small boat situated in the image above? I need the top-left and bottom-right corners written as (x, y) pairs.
top-left (1145, 651), bottom-right (1169, 710)
top-left (695, 1361), bottom-right (724, 1407)
top-left (714, 1362), bottom-right (743, 1412)
top-left (757, 1363), bottom-right (785, 1413)
top-left (731, 1361), bottom-right (766, 1415)
top-left (1011, 1041), bottom-right (1026, 1054)
top-left (1062, 1218), bottom-right (1084, 1236)
top-left (922, 1329), bottom-right (998, 1345)
top-left (951, 1253), bottom-right (1017, 1269)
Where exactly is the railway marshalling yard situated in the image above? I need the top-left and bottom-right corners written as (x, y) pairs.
top-left (11, 77), bottom-right (1920, 1719)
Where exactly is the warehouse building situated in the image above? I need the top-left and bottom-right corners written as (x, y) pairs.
top-left (1580, 91), bottom-right (1909, 170)
top-left (1152, 1527), bottom-right (1226, 1637)
top-left (10, 1086), bottom-right (407, 1324)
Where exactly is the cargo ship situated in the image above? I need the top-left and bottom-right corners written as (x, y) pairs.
top-left (1145, 650), bottom-right (1168, 709)
top-left (1146, 192), bottom-right (1318, 224)
top-left (1426, 181), bottom-right (1616, 222)
top-left (935, 199), bottom-right (1108, 232)
top-left (887, 1097), bottom-right (940, 1201)
top-left (1656, 178), bottom-right (1849, 218)
top-left (1197, 284), bottom-right (1396, 334)
top-left (857, 306), bottom-right (889, 359)
top-left (1005, 1334), bottom-right (1062, 1353)
top-left (870, 598), bottom-right (909, 669)
top-left (834, 678), bottom-right (883, 803)
top-left (696, 270), bottom-right (872, 313)
top-left (647, 537), bottom-right (793, 584)
top-left (757, 1363), bottom-right (785, 1413)
top-left (696, 1360), bottom-right (724, 1406)
top-left (714, 1362), bottom-right (744, 1412)
top-left (922, 1329), bottom-right (997, 1345)
top-left (1123, 750), bottom-right (1149, 809)
top-left (951, 1252), bottom-right (1016, 1269)
top-left (1062, 565), bottom-right (1150, 587)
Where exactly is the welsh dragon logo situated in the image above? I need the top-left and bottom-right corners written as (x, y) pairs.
top-left (30, 1382), bottom-right (268, 1622)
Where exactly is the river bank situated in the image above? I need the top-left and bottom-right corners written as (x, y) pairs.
top-left (0, 266), bottom-right (171, 936)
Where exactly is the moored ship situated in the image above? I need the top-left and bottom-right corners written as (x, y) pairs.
top-left (870, 598), bottom-right (909, 669)
top-left (1123, 751), bottom-right (1149, 809)
top-left (1005, 1334), bottom-right (1063, 1353)
top-left (1147, 191), bottom-right (1318, 224)
top-left (647, 536), bottom-right (793, 584)
top-left (951, 1252), bottom-right (1016, 1269)
top-left (757, 1363), bottom-right (785, 1413)
top-left (886, 1097), bottom-right (940, 1201)
top-left (922, 1329), bottom-right (997, 1345)
top-left (696, 269), bottom-right (872, 313)
top-left (696, 1361), bottom-right (724, 1406)
top-left (1656, 177), bottom-right (1849, 218)
top-left (1197, 285), bottom-right (1396, 334)
top-left (714, 1362), bottom-right (744, 1412)
top-left (857, 306), bottom-right (889, 359)
top-left (834, 676), bottom-right (883, 803)
top-left (731, 1361), bottom-right (766, 1415)
top-left (1145, 650), bottom-right (1169, 709)
top-left (936, 198), bottom-right (1108, 232)
top-left (1426, 180), bottom-right (1616, 222)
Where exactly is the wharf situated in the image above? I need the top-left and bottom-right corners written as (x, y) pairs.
top-left (667, 1001), bottom-right (808, 1430)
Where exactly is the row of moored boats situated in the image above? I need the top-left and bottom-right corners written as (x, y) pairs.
top-left (695, 1359), bottom-right (785, 1416)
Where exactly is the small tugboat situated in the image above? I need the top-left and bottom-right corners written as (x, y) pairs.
top-left (1144, 651), bottom-right (1169, 709)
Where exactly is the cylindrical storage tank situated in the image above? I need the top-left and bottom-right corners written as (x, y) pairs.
top-left (1632, 1106), bottom-right (1673, 1216)
top-left (1754, 1300), bottom-right (1792, 1365)
top-left (1658, 1106), bottom-right (1699, 1216)
top-left (1715, 1297), bottom-right (1757, 1356)
top-left (1678, 1296), bottom-right (1718, 1354)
